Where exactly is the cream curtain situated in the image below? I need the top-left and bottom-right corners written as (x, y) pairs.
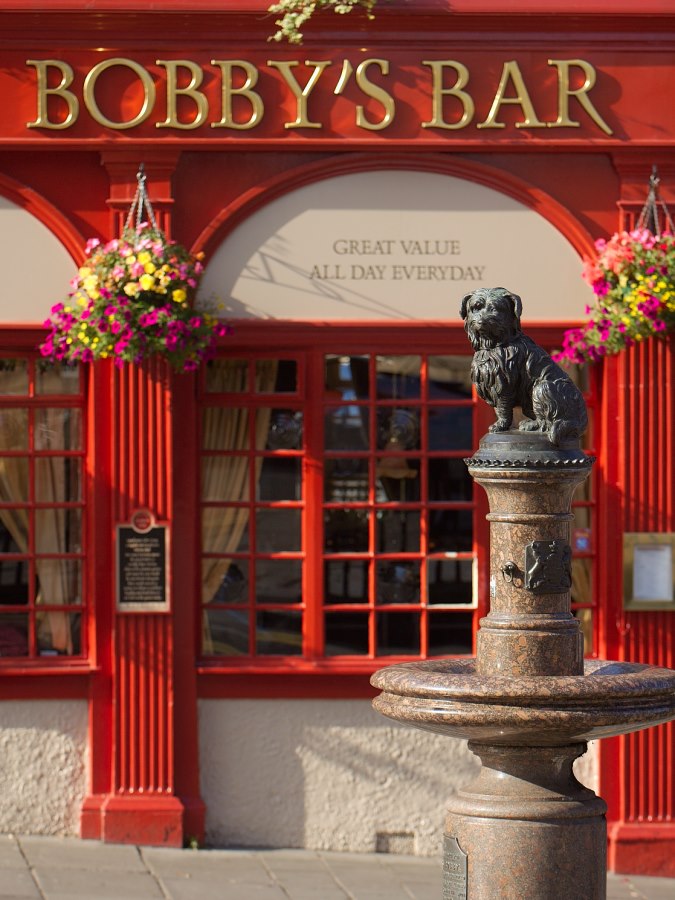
top-left (201, 360), bottom-right (277, 653)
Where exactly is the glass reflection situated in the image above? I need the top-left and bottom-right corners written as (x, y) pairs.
top-left (0, 613), bottom-right (28, 655)
top-left (324, 354), bottom-right (369, 400)
top-left (428, 559), bottom-right (473, 604)
top-left (201, 508), bottom-right (249, 553)
top-left (377, 562), bottom-right (420, 604)
top-left (324, 509), bottom-right (369, 552)
top-left (35, 458), bottom-right (81, 502)
top-left (428, 612), bottom-right (473, 655)
top-left (256, 359), bottom-right (297, 393)
top-left (428, 356), bottom-right (472, 399)
top-left (376, 356), bottom-right (421, 400)
top-left (428, 510), bottom-right (473, 553)
top-left (0, 409), bottom-right (28, 450)
top-left (258, 458), bottom-right (301, 501)
top-left (205, 359), bottom-right (248, 392)
top-left (377, 612), bottom-right (420, 655)
top-left (35, 509), bottom-right (81, 553)
top-left (256, 610), bottom-right (302, 655)
top-left (203, 408), bottom-right (249, 451)
top-left (34, 409), bottom-right (81, 450)
top-left (36, 611), bottom-right (81, 655)
top-left (255, 509), bottom-right (301, 552)
top-left (428, 407), bottom-right (472, 451)
top-left (203, 560), bottom-right (248, 605)
top-left (325, 406), bottom-right (369, 451)
top-left (203, 609), bottom-right (249, 655)
top-left (0, 557), bottom-right (29, 604)
top-left (325, 458), bottom-right (369, 502)
top-left (36, 559), bottom-right (81, 605)
top-left (324, 560), bottom-right (369, 604)
top-left (376, 408), bottom-right (420, 451)
top-left (260, 409), bottom-right (303, 450)
top-left (376, 510), bottom-right (419, 553)
top-left (35, 362), bottom-right (80, 395)
top-left (255, 559), bottom-right (302, 604)
top-left (0, 359), bottom-right (28, 395)
top-left (428, 458), bottom-right (472, 502)
top-left (376, 457), bottom-right (420, 503)
top-left (324, 612), bottom-right (369, 656)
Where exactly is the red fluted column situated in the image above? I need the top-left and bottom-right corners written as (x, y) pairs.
top-left (81, 152), bottom-right (204, 846)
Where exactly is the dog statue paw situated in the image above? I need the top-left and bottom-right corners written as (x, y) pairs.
top-left (460, 287), bottom-right (587, 446)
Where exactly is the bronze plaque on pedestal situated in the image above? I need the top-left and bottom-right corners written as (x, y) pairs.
top-left (443, 835), bottom-right (468, 900)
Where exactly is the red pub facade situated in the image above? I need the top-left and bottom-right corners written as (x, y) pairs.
top-left (0, 0), bottom-right (674, 876)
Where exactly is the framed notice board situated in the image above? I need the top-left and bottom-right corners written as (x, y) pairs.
top-left (116, 509), bottom-right (170, 612)
top-left (623, 533), bottom-right (675, 611)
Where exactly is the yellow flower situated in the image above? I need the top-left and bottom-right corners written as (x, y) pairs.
top-left (126, 255), bottom-right (136, 266)
top-left (138, 251), bottom-right (152, 265)
top-left (124, 282), bottom-right (140, 297)
top-left (78, 266), bottom-right (92, 278)
top-left (144, 262), bottom-right (156, 275)
top-left (172, 288), bottom-right (187, 303)
top-left (139, 274), bottom-right (156, 291)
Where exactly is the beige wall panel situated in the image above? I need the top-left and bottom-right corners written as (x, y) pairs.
top-left (198, 171), bottom-right (593, 323)
top-left (0, 700), bottom-right (87, 835)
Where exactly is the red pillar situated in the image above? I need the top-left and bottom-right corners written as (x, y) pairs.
top-left (81, 152), bottom-right (204, 846)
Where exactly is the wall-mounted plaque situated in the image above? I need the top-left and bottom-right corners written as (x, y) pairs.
top-left (443, 835), bottom-right (468, 900)
top-left (623, 533), bottom-right (675, 611)
top-left (116, 509), bottom-right (170, 612)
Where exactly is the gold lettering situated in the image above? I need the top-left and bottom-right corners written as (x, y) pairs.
top-left (26, 60), bottom-right (78, 129)
top-left (156, 59), bottom-right (208, 129)
top-left (421, 61), bottom-right (474, 130)
top-left (211, 60), bottom-right (263, 129)
top-left (548, 59), bottom-right (613, 136)
top-left (83, 58), bottom-right (155, 130)
top-left (267, 60), bottom-right (331, 129)
top-left (355, 59), bottom-right (394, 131)
top-left (477, 60), bottom-right (546, 129)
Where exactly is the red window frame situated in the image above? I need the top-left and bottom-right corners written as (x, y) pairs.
top-left (196, 322), bottom-right (495, 686)
top-left (0, 348), bottom-right (88, 669)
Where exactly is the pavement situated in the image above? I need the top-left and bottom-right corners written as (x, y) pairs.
top-left (1, 835), bottom-right (674, 899)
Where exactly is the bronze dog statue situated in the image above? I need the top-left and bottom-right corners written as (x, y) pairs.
top-left (460, 287), bottom-right (587, 445)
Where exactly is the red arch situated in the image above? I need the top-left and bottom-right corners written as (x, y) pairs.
top-left (0, 171), bottom-right (85, 265)
top-left (193, 153), bottom-right (596, 262)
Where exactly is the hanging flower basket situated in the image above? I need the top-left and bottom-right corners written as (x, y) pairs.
top-left (39, 167), bottom-right (230, 373)
top-left (555, 170), bottom-right (674, 366)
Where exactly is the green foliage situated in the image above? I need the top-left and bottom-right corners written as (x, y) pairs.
top-left (268, 0), bottom-right (377, 44)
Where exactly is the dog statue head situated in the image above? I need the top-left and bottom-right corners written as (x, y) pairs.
top-left (460, 287), bottom-right (523, 351)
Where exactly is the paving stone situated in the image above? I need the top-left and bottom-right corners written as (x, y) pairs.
top-left (624, 874), bottom-right (675, 900)
top-left (0, 836), bottom-right (29, 869)
top-left (0, 868), bottom-right (41, 899)
top-left (34, 867), bottom-right (164, 900)
top-left (143, 847), bottom-right (272, 881)
top-left (159, 877), bottom-right (289, 900)
top-left (19, 835), bottom-right (146, 871)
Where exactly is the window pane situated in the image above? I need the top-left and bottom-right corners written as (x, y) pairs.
top-left (256, 359), bottom-right (297, 393)
top-left (428, 458), bottom-right (472, 502)
top-left (0, 613), bottom-right (28, 655)
top-left (325, 406), bottom-right (370, 451)
top-left (429, 510), bottom-right (472, 553)
top-left (428, 560), bottom-right (473, 604)
top-left (34, 409), bottom-right (81, 450)
top-left (36, 559), bottom-right (81, 605)
top-left (376, 356), bottom-right (421, 400)
top-left (325, 355), bottom-right (369, 400)
top-left (377, 408), bottom-right (420, 451)
top-left (324, 509), bottom-right (368, 552)
top-left (35, 509), bottom-right (81, 553)
top-left (376, 457), bottom-right (420, 502)
top-left (35, 362), bottom-right (80, 395)
top-left (36, 611), bottom-right (81, 656)
top-left (201, 457), bottom-right (249, 501)
top-left (428, 612), bottom-right (473, 655)
top-left (204, 609), bottom-right (249, 655)
top-left (325, 612), bottom-right (369, 656)
top-left (255, 509), bottom-right (301, 552)
top-left (324, 560), bottom-right (368, 604)
top-left (428, 407), bottom-right (473, 451)
top-left (0, 557), bottom-right (29, 603)
top-left (202, 408), bottom-right (249, 450)
top-left (0, 458), bottom-right (29, 502)
top-left (0, 409), bottom-right (28, 449)
top-left (256, 610), bottom-right (302, 655)
top-left (202, 560), bottom-right (248, 605)
top-left (35, 458), bottom-right (81, 502)
top-left (377, 612), bottom-right (420, 655)
top-left (205, 359), bottom-right (248, 392)
top-left (257, 409), bottom-right (303, 450)
top-left (257, 458), bottom-right (301, 501)
top-left (377, 562), bottom-right (420, 604)
top-left (376, 510), bottom-right (419, 553)
top-left (255, 559), bottom-right (302, 604)
top-left (0, 359), bottom-right (28, 395)
top-left (325, 458), bottom-right (369, 502)
top-left (428, 356), bottom-right (472, 399)
top-left (202, 508), bottom-right (249, 553)
top-left (571, 558), bottom-right (593, 606)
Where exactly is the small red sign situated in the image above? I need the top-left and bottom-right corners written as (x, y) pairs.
top-left (130, 508), bottom-right (153, 533)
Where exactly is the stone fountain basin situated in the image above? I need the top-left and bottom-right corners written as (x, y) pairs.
top-left (371, 659), bottom-right (675, 746)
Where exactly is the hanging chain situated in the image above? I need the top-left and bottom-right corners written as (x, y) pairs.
top-left (636, 165), bottom-right (674, 236)
top-left (124, 163), bottom-right (159, 233)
